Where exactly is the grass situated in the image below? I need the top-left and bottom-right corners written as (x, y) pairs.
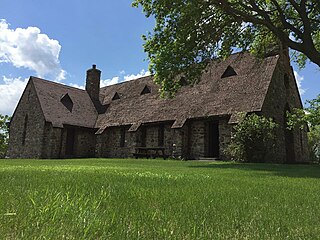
top-left (1, 159), bottom-right (320, 239)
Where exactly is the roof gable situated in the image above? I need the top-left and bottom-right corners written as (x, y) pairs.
top-left (31, 77), bottom-right (98, 128)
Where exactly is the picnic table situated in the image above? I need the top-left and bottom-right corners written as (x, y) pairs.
top-left (133, 147), bottom-right (167, 159)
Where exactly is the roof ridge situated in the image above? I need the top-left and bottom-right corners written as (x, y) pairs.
top-left (31, 76), bottom-right (86, 92)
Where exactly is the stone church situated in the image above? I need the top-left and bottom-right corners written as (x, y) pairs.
top-left (7, 49), bottom-right (309, 163)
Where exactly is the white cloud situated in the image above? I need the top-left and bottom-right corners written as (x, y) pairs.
top-left (294, 71), bottom-right (306, 95)
top-left (0, 76), bottom-right (28, 115)
top-left (0, 19), bottom-right (65, 81)
top-left (124, 69), bottom-right (150, 81)
top-left (100, 69), bottom-right (150, 87)
top-left (101, 76), bottom-right (121, 87)
top-left (69, 83), bottom-right (84, 89)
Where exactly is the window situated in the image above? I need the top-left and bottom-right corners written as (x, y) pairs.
top-left (221, 65), bottom-right (237, 78)
top-left (22, 114), bottom-right (28, 145)
top-left (158, 125), bottom-right (164, 147)
top-left (112, 92), bottom-right (120, 100)
top-left (179, 76), bottom-right (188, 86)
top-left (284, 74), bottom-right (290, 89)
top-left (120, 127), bottom-right (126, 147)
top-left (141, 127), bottom-right (146, 147)
top-left (141, 85), bottom-right (151, 95)
top-left (61, 93), bottom-right (73, 112)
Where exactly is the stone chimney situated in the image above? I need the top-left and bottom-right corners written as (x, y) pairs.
top-left (86, 64), bottom-right (101, 103)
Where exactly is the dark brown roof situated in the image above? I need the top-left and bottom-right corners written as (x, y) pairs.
top-left (95, 52), bottom-right (279, 130)
top-left (31, 77), bottom-right (97, 128)
top-left (29, 52), bottom-right (279, 131)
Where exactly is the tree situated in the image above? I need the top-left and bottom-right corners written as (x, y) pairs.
top-left (133, 0), bottom-right (320, 95)
top-left (224, 113), bottom-right (278, 162)
top-left (287, 94), bottom-right (320, 162)
top-left (0, 114), bottom-right (10, 158)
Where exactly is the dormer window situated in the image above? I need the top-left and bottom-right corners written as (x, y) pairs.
top-left (112, 92), bottom-right (120, 100)
top-left (61, 93), bottom-right (73, 112)
top-left (179, 76), bottom-right (188, 86)
top-left (141, 85), bottom-right (151, 95)
top-left (221, 65), bottom-right (237, 78)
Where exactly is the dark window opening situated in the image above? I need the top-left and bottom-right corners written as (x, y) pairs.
top-left (284, 104), bottom-right (295, 163)
top-left (141, 127), bottom-right (146, 147)
top-left (141, 85), bottom-right (151, 95)
top-left (27, 90), bottom-right (31, 101)
top-left (179, 76), bottom-right (188, 86)
top-left (22, 114), bottom-right (28, 145)
top-left (284, 74), bottom-right (290, 89)
top-left (158, 125), bottom-right (164, 147)
top-left (221, 65), bottom-right (237, 78)
top-left (66, 128), bottom-right (75, 156)
top-left (120, 127), bottom-right (126, 147)
top-left (112, 92), bottom-right (120, 100)
top-left (207, 121), bottom-right (219, 158)
top-left (61, 93), bottom-right (73, 112)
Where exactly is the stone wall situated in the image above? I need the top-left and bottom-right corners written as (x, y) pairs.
top-left (7, 80), bottom-right (46, 158)
top-left (262, 53), bottom-right (309, 163)
top-left (96, 126), bottom-right (135, 158)
top-left (96, 123), bottom-right (185, 158)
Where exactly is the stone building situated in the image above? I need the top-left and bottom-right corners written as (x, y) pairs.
top-left (7, 50), bottom-right (309, 162)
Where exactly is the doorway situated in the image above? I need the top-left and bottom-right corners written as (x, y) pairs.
top-left (284, 104), bottom-right (295, 163)
top-left (66, 128), bottom-right (75, 156)
top-left (208, 122), bottom-right (220, 158)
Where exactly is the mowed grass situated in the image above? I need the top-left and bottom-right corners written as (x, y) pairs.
top-left (1, 159), bottom-right (320, 239)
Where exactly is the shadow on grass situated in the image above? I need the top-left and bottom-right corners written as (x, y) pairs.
top-left (189, 162), bottom-right (320, 179)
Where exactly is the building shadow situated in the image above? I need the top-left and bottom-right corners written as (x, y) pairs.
top-left (189, 162), bottom-right (320, 179)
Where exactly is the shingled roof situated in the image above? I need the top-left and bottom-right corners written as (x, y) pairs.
top-left (29, 52), bottom-right (280, 131)
top-left (31, 77), bottom-right (97, 128)
top-left (95, 52), bottom-right (279, 131)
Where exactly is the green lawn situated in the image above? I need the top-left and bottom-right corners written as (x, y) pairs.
top-left (1, 159), bottom-right (320, 239)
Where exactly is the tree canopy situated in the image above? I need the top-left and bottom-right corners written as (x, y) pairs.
top-left (133, 0), bottom-right (320, 95)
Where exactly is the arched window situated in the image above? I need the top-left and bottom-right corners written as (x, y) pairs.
top-left (22, 114), bottom-right (28, 145)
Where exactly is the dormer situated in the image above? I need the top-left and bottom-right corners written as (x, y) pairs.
top-left (61, 93), bottom-right (73, 112)
top-left (221, 65), bottom-right (237, 78)
top-left (141, 85), bottom-right (151, 95)
top-left (112, 92), bottom-right (121, 100)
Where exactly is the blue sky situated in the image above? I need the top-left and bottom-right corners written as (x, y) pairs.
top-left (0, 0), bottom-right (319, 115)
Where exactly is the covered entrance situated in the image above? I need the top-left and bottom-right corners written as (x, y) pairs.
top-left (207, 121), bottom-right (220, 158)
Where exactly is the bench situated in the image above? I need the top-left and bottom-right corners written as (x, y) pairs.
top-left (133, 147), bottom-right (168, 159)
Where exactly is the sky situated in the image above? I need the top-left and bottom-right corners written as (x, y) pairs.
top-left (0, 0), bottom-right (319, 115)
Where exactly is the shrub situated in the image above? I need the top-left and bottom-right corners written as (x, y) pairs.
top-left (225, 113), bottom-right (278, 162)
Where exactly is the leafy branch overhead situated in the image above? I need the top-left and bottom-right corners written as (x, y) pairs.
top-left (133, 0), bottom-right (320, 95)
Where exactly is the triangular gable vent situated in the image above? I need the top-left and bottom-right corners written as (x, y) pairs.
top-left (179, 76), bottom-right (188, 86)
top-left (112, 92), bottom-right (120, 100)
top-left (141, 85), bottom-right (151, 95)
top-left (221, 65), bottom-right (237, 78)
top-left (60, 93), bottom-right (73, 112)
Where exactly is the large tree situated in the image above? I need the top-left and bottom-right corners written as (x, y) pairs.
top-left (133, 0), bottom-right (320, 95)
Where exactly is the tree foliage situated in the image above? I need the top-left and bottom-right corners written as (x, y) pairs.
top-left (225, 113), bottom-right (278, 162)
top-left (0, 114), bottom-right (10, 158)
top-left (133, 0), bottom-right (320, 95)
top-left (287, 94), bottom-right (320, 162)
